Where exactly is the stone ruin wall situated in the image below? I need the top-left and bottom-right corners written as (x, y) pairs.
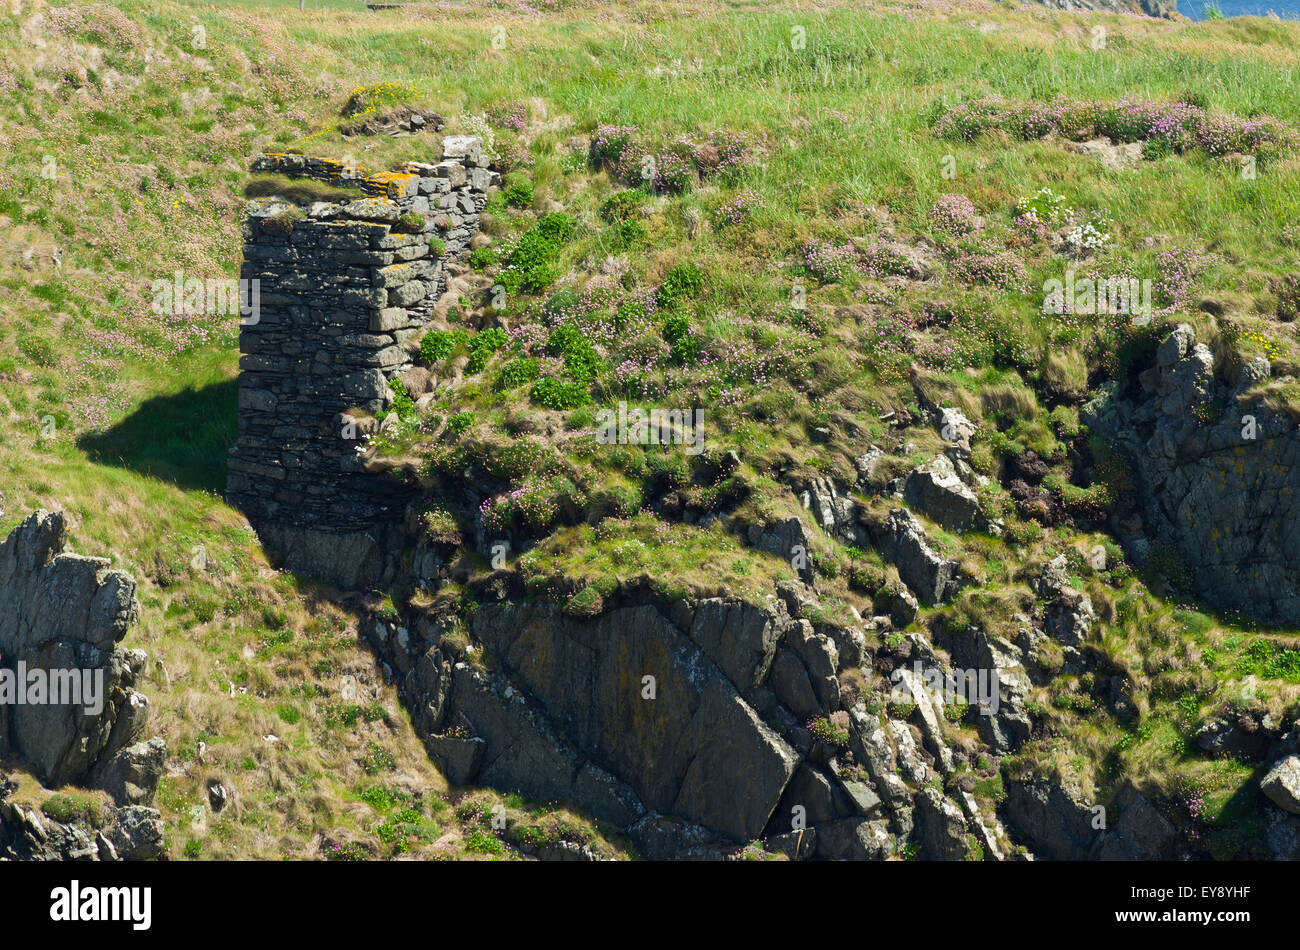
top-left (227, 136), bottom-right (495, 585)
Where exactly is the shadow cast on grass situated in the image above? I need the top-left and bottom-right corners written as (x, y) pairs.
top-left (78, 379), bottom-right (238, 494)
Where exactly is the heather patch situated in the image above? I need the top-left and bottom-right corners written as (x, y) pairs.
top-left (589, 123), bottom-right (757, 192)
top-left (935, 97), bottom-right (1289, 160)
top-left (928, 193), bottom-right (980, 236)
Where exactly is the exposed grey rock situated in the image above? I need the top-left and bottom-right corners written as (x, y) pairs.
top-left (1094, 786), bottom-right (1177, 860)
top-left (854, 446), bottom-right (885, 488)
top-left (1108, 675), bottom-right (1138, 725)
top-left (263, 524), bottom-right (385, 588)
top-left (1005, 779), bottom-right (1174, 861)
top-left (1066, 136), bottom-right (1143, 171)
top-left (813, 816), bottom-right (892, 860)
top-left (105, 806), bottom-right (165, 861)
top-left (769, 648), bottom-right (822, 721)
top-left (938, 625), bottom-right (1031, 752)
top-left (1195, 715), bottom-right (1265, 760)
top-left (1044, 588), bottom-right (1095, 647)
top-left (871, 508), bottom-right (963, 605)
top-left (765, 827), bottom-right (817, 860)
top-left (846, 706), bottom-right (916, 838)
top-left (785, 620), bottom-right (839, 713)
top-left (1260, 755), bottom-right (1300, 814)
top-left (92, 737), bottom-right (166, 807)
top-left (917, 787), bottom-right (971, 860)
top-left (0, 777), bottom-right (164, 862)
top-left (0, 511), bottom-right (159, 796)
top-left (1004, 777), bottom-right (1098, 860)
top-left (689, 598), bottom-right (784, 696)
top-left (799, 477), bottom-right (866, 547)
top-left (424, 733), bottom-right (485, 785)
top-left (673, 680), bottom-right (800, 841)
top-left (876, 582), bottom-right (919, 628)
top-left (837, 778), bottom-right (883, 819)
top-left (1265, 808), bottom-right (1300, 860)
top-left (1032, 554), bottom-right (1071, 598)
top-left (776, 764), bottom-right (845, 827)
top-left (751, 517), bottom-right (814, 584)
top-left (934, 406), bottom-right (977, 447)
top-left (1084, 322), bottom-right (1300, 623)
top-left (903, 454), bottom-right (982, 531)
top-left (463, 601), bottom-right (798, 843)
top-left (895, 666), bottom-right (955, 774)
top-left (626, 813), bottom-right (736, 861)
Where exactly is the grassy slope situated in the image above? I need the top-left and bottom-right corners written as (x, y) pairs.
top-left (1, 0), bottom-right (1299, 858)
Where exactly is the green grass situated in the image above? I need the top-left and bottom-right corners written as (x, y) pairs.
top-left (4, 0), bottom-right (1300, 861)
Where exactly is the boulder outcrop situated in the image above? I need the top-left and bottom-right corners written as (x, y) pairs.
top-left (1260, 755), bottom-right (1300, 814)
top-left (0, 509), bottom-right (165, 859)
top-left (868, 508), bottom-right (964, 605)
top-left (0, 510), bottom-right (159, 794)
top-left (361, 580), bottom-right (1008, 859)
top-left (0, 773), bottom-right (165, 861)
top-left (1085, 323), bottom-right (1300, 624)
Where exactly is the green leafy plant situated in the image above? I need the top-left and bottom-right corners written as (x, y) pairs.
top-left (657, 262), bottom-right (704, 306)
top-left (497, 357), bottom-right (540, 389)
top-left (502, 172), bottom-right (534, 208)
top-left (599, 188), bottom-right (645, 221)
top-left (420, 328), bottom-right (468, 365)
top-left (531, 376), bottom-right (590, 409)
top-left (466, 327), bottom-right (508, 372)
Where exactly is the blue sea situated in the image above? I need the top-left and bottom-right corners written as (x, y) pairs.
top-left (1182, 0), bottom-right (1300, 19)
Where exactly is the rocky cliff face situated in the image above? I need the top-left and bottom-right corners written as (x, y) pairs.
top-left (0, 773), bottom-right (165, 861)
top-left (1085, 323), bottom-right (1300, 624)
top-left (362, 572), bottom-right (1021, 860)
top-left (0, 509), bottom-right (165, 860)
top-left (324, 372), bottom-right (1227, 860)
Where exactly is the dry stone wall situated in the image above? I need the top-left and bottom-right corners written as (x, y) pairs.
top-left (227, 136), bottom-right (495, 585)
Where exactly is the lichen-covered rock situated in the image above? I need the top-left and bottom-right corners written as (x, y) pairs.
top-left (104, 805), bottom-right (166, 861)
top-left (1044, 588), bottom-right (1095, 647)
top-left (91, 737), bottom-right (166, 808)
top-left (798, 477), bottom-right (866, 547)
top-left (916, 787), bottom-right (972, 860)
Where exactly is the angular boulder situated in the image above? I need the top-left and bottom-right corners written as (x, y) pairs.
top-left (903, 454), bottom-right (982, 532)
top-left (0, 511), bottom-right (159, 794)
top-left (1261, 755), bottom-right (1300, 814)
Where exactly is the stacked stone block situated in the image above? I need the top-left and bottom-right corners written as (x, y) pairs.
top-left (228, 136), bottom-right (494, 542)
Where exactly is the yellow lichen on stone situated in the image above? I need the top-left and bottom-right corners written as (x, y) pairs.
top-left (366, 170), bottom-right (418, 199)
